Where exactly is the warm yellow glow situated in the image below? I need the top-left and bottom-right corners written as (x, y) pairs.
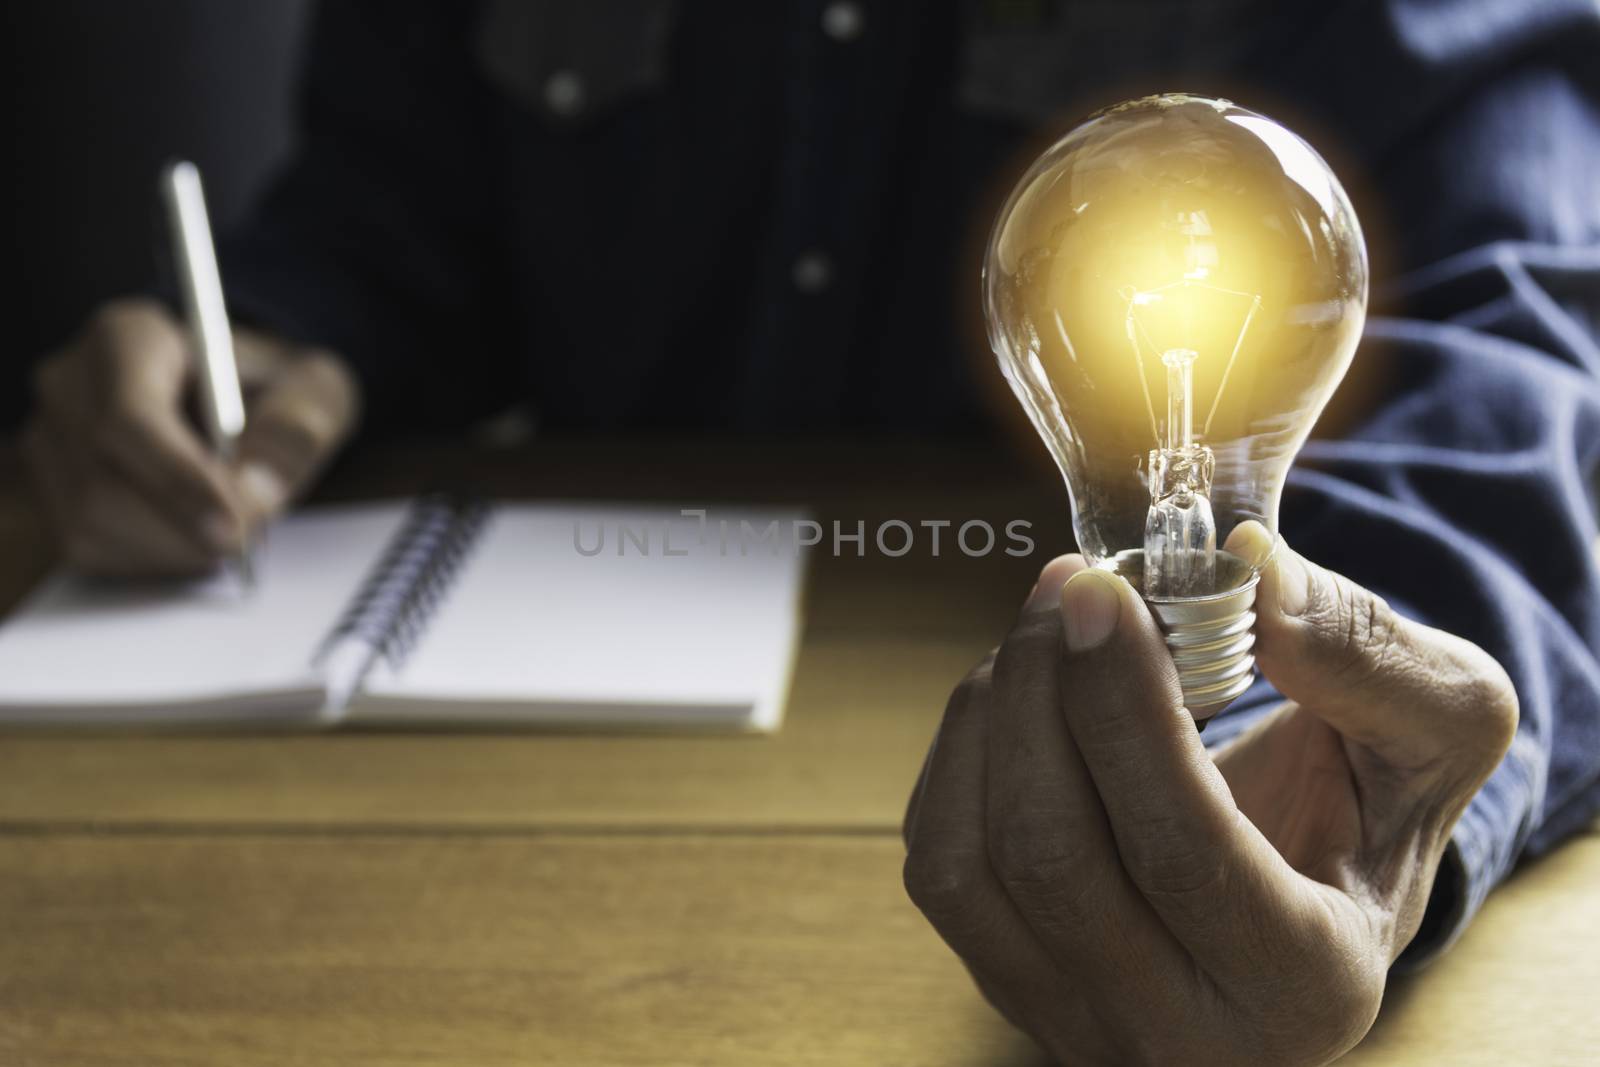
top-left (985, 94), bottom-right (1366, 566)
top-left (1122, 280), bottom-right (1261, 445)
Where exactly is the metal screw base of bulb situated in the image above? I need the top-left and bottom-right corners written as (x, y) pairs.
top-left (1099, 549), bottom-right (1259, 715)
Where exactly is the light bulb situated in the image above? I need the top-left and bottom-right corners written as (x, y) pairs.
top-left (983, 94), bottom-right (1367, 715)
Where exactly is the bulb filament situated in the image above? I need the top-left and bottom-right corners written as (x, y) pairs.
top-left (1122, 283), bottom-right (1262, 597)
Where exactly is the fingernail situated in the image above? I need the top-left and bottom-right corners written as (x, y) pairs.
top-left (1228, 520), bottom-right (1275, 570)
top-left (200, 511), bottom-right (239, 553)
top-left (1061, 569), bottom-right (1122, 652)
top-left (238, 462), bottom-right (287, 516)
top-left (1274, 544), bottom-right (1311, 617)
top-left (1026, 555), bottom-right (1083, 611)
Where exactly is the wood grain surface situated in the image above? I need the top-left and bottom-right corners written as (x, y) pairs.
top-left (1, 832), bottom-right (1595, 1066)
top-left (0, 443), bottom-right (1595, 1065)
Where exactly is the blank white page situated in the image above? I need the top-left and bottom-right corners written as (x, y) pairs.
top-left (355, 504), bottom-right (808, 729)
top-left (0, 504), bottom-right (407, 723)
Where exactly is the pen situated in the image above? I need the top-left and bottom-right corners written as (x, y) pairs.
top-left (159, 160), bottom-right (255, 589)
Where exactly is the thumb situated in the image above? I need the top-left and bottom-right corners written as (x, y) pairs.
top-left (1229, 522), bottom-right (1516, 760)
top-left (232, 352), bottom-right (359, 531)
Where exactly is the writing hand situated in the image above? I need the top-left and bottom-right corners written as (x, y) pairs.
top-left (23, 298), bottom-right (359, 575)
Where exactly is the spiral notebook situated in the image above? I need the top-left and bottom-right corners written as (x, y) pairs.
top-left (0, 500), bottom-right (808, 731)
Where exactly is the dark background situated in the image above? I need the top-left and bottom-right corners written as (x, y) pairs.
top-left (7, 0), bottom-right (315, 426)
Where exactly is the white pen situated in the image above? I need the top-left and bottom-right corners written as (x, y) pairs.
top-left (159, 160), bottom-right (255, 588)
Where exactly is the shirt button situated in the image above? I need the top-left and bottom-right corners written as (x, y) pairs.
top-left (792, 251), bottom-right (834, 294)
top-left (544, 70), bottom-right (585, 117)
top-left (820, 2), bottom-right (865, 41)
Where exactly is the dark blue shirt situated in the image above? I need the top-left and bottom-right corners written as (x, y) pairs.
top-left (224, 0), bottom-right (1600, 962)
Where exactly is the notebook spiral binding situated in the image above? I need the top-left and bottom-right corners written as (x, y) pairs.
top-left (317, 495), bottom-right (491, 670)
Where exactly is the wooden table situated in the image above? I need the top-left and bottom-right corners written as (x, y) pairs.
top-left (0, 443), bottom-right (1595, 1066)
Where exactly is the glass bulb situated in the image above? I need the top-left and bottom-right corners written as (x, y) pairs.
top-left (983, 94), bottom-right (1367, 712)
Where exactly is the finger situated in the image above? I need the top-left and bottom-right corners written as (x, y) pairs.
top-left (232, 353), bottom-right (358, 531)
top-left (78, 474), bottom-right (221, 575)
top-left (20, 418), bottom-right (87, 561)
top-left (1055, 568), bottom-right (1324, 981)
top-left (26, 420), bottom-right (217, 576)
top-left (89, 302), bottom-right (242, 552)
top-left (902, 708), bottom-right (946, 851)
top-left (902, 662), bottom-right (1068, 1020)
top-left (905, 654), bottom-right (1005, 851)
top-left (901, 660), bottom-right (1053, 1036)
top-left (1232, 522), bottom-right (1518, 773)
top-left (986, 556), bottom-right (1196, 1018)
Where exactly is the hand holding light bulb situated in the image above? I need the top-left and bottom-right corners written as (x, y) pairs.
top-left (904, 96), bottom-right (1517, 1064)
top-left (904, 531), bottom-right (1516, 1065)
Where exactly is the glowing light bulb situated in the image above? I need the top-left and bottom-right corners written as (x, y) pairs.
top-left (983, 94), bottom-right (1367, 715)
